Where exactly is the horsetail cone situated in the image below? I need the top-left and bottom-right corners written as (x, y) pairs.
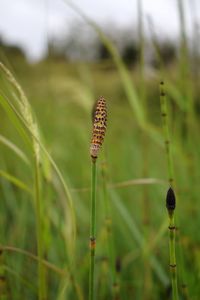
top-left (166, 187), bottom-right (176, 213)
top-left (90, 96), bottom-right (107, 160)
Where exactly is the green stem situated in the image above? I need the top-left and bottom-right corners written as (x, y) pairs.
top-left (34, 157), bottom-right (45, 300)
top-left (137, 0), bottom-right (145, 106)
top-left (177, 0), bottom-right (193, 140)
top-left (89, 159), bottom-right (97, 300)
top-left (160, 82), bottom-right (174, 186)
top-left (0, 249), bottom-right (7, 299)
top-left (160, 82), bottom-right (179, 299)
top-left (168, 213), bottom-right (179, 300)
top-left (101, 161), bottom-right (118, 297)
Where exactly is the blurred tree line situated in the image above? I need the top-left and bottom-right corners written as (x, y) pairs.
top-left (45, 22), bottom-right (178, 69)
top-left (1, 21), bottom-right (198, 71)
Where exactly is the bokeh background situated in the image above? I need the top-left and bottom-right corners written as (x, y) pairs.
top-left (0, 0), bottom-right (200, 299)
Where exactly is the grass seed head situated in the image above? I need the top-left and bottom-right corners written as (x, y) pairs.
top-left (90, 96), bottom-right (107, 161)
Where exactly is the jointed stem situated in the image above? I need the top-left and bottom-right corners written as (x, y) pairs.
top-left (160, 82), bottom-right (179, 300)
top-left (160, 82), bottom-right (174, 186)
top-left (168, 213), bottom-right (179, 300)
top-left (89, 159), bottom-right (97, 300)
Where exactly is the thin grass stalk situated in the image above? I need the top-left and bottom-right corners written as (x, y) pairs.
top-left (177, 0), bottom-right (193, 139)
top-left (147, 18), bottom-right (189, 115)
top-left (5, 243), bottom-right (83, 299)
top-left (189, 0), bottom-right (199, 80)
top-left (2, 246), bottom-right (67, 276)
top-left (0, 91), bottom-right (32, 149)
top-left (3, 265), bottom-right (37, 294)
top-left (160, 82), bottom-right (174, 186)
top-left (34, 156), bottom-right (45, 300)
top-left (160, 82), bottom-right (179, 300)
top-left (137, 0), bottom-right (145, 105)
top-left (137, 2), bottom-right (152, 297)
top-left (109, 188), bottom-right (169, 286)
top-left (0, 249), bottom-right (7, 298)
top-left (0, 134), bottom-right (30, 165)
top-left (113, 257), bottom-right (121, 300)
top-left (101, 161), bottom-right (118, 298)
top-left (101, 163), bottom-right (113, 265)
top-left (177, 0), bottom-right (188, 82)
top-left (147, 17), bottom-right (162, 69)
top-left (89, 160), bottom-right (97, 300)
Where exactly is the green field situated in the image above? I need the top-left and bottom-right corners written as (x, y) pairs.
top-left (0, 5), bottom-right (200, 299)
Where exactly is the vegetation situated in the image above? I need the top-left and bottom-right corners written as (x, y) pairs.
top-left (0, 1), bottom-right (200, 299)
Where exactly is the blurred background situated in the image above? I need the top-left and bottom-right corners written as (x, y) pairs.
top-left (0, 0), bottom-right (199, 63)
top-left (0, 0), bottom-right (200, 299)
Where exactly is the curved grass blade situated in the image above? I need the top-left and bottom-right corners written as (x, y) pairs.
top-left (0, 92), bottom-right (32, 150)
top-left (109, 188), bottom-right (169, 287)
top-left (0, 134), bottom-right (30, 166)
top-left (3, 265), bottom-right (37, 294)
top-left (64, 0), bottom-right (145, 128)
top-left (0, 170), bottom-right (32, 195)
top-left (2, 246), bottom-right (66, 276)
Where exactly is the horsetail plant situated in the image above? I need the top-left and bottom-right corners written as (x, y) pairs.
top-left (89, 96), bottom-right (107, 300)
top-left (166, 188), bottom-right (179, 300)
top-left (160, 81), bottom-right (174, 186)
top-left (160, 81), bottom-right (179, 300)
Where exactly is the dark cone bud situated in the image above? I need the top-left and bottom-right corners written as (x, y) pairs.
top-left (115, 257), bottom-right (121, 273)
top-left (166, 187), bottom-right (176, 211)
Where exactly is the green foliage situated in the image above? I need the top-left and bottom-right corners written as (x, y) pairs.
top-left (0, 2), bottom-right (200, 299)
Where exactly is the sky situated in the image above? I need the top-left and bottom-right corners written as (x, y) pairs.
top-left (0, 0), bottom-right (199, 61)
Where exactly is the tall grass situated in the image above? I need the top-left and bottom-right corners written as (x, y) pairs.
top-left (0, 0), bottom-right (200, 298)
top-left (0, 62), bottom-right (46, 299)
top-left (0, 62), bottom-right (76, 298)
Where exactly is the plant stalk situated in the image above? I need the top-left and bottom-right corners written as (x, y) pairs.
top-left (160, 82), bottom-right (179, 300)
top-left (89, 159), bottom-right (97, 300)
top-left (160, 82), bottom-right (174, 186)
top-left (168, 212), bottom-right (179, 300)
top-left (34, 157), bottom-right (45, 300)
top-left (101, 161), bottom-right (119, 298)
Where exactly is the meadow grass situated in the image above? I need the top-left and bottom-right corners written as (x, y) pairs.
top-left (0, 2), bottom-right (200, 298)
